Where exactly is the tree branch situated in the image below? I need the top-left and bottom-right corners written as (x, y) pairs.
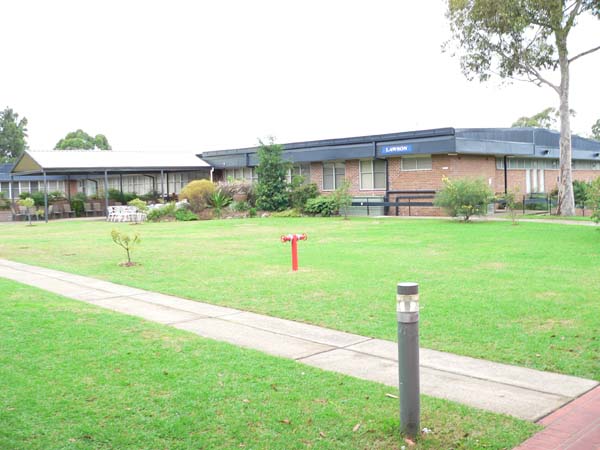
top-left (569, 44), bottom-right (600, 63)
top-left (564, 0), bottom-right (583, 33)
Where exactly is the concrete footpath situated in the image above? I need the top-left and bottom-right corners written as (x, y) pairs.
top-left (0, 258), bottom-right (597, 424)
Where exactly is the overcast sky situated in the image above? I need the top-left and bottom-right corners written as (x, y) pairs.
top-left (2, 0), bottom-right (599, 152)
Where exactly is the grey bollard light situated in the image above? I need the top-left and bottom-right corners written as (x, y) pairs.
top-left (397, 282), bottom-right (420, 438)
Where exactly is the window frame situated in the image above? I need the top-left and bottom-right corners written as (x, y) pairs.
top-left (322, 161), bottom-right (346, 191)
top-left (400, 155), bottom-right (432, 172)
top-left (359, 159), bottom-right (386, 191)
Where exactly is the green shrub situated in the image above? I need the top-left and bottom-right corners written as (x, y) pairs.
top-left (179, 180), bottom-right (215, 212)
top-left (434, 177), bottom-right (494, 221)
top-left (139, 190), bottom-right (160, 202)
top-left (30, 191), bottom-right (45, 207)
top-left (230, 200), bottom-right (250, 212)
top-left (290, 182), bottom-right (319, 212)
top-left (108, 188), bottom-right (137, 204)
top-left (248, 207), bottom-right (257, 218)
top-left (17, 197), bottom-right (35, 225)
top-left (174, 208), bottom-right (198, 221)
top-left (48, 191), bottom-right (66, 202)
top-left (147, 202), bottom-right (177, 222)
top-left (128, 198), bottom-right (148, 212)
top-left (587, 177), bottom-right (600, 223)
top-left (271, 208), bottom-right (302, 217)
top-left (305, 196), bottom-right (338, 217)
top-left (332, 180), bottom-right (352, 219)
top-left (70, 193), bottom-right (87, 217)
top-left (209, 190), bottom-right (232, 218)
top-left (573, 180), bottom-right (590, 207)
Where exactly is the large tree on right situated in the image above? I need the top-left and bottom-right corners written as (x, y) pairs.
top-left (446, 0), bottom-right (600, 216)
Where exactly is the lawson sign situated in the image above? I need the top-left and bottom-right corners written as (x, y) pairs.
top-left (380, 144), bottom-right (413, 155)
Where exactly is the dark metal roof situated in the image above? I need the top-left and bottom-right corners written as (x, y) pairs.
top-left (200, 127), bottom-right (600, 169)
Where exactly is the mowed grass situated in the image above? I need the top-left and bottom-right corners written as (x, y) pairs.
top-left (0, 217), bottom-right (599, 380)
top-left (0, 279), bottom-right (539, 449)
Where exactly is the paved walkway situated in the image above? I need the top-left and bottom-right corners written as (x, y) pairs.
top-left (515, 385), bottom-right (600, 450)
top-left (0, 258), bottom-right (597, 425)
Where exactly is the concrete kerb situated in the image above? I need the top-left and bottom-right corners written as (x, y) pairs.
top-left (0, 258), bottom-right (597, 422)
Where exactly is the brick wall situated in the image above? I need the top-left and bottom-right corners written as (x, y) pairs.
top-left (494, 169), bottom-right (599, 195)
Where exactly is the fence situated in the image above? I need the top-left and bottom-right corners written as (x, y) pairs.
top-left (350, 190), bottom-right (436, 216)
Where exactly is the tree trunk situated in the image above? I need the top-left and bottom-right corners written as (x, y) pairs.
top-left (556, 34), bottom-right (575, 216)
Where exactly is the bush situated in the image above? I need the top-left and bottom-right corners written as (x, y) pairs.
top-left (139, 190), bottom-right (160, 202)
top-left (175, 208), bottom-right (198, 221)
top-left (128, 198), bottom-right (148, 212)
top-left (434, 177), bottom-right (494, 221)
top-left (70, 193), bottom-right (87, 217)
top-left (209, 189), bottom-right (233, 218)
top-left (147, 202), bottom-right (177, 222)
top-left (248, 207), bottom-right (257, 218)
top-left (108, 188), bottom-right (137, 204)
top-left (289, 182), bottom-right (319, 212)
top-left (30, 191), bottom-right (45, 207)
top-left (305, 196), bottom-right (338, 217)
top-left (230, 200), bottom-right (250, 212)
top-left (573, 180), bottom-right (590, 207)
top-left (179, 180), bottom-right (215, 212)
top-left (332, 180), bottom-right (352, 219)
top-left (587, 177), bottom-right (600, 223)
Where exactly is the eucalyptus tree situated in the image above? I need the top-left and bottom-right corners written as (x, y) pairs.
top-left (446, 0), bottom-right (600, 215)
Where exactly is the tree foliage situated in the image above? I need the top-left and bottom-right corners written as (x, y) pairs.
top-left (587, 177), bottom-right (600, 223)
top-left (512, 107), bottom-right (558, 129)
top-left (434, 177), bottom-right (494, 221)
top-left (111, 229), bottom-right (140, 265)
top-left (0, 107), bottom-right (28, 162)
top-left (55, 129), bottom-right (111, 150)
top-left (255, 137), bottom-right (291, 211)
top-left (445, 0), bottom-right (600, 216)
top-left (592, 119), bottom-right (600, 141)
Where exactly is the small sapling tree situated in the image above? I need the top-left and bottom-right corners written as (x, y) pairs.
top-left (333, 179), bottom-right (352, 219)
top-left (17, 197), bottom-right (35, 225)
top-left (111, 229), bottom-right (141, 266)
top-left (587, 177), bottom-right (600, 224)
top-left (504, 188), bottom-right (520, 225)
top-left (434, 177), bottom-right (494, 222)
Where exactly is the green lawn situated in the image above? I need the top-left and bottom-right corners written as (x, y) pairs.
top-left (1, 217), bottom-right (599, 380)
top-left (0, 279), bottom-right (538, 449)
top-left (520, 213), bottom-right (594, 222)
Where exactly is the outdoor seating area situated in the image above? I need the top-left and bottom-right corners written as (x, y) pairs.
top-left (107, 205), bottom-right (147, 223)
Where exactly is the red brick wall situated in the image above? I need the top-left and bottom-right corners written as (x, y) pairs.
top-left (494, 169), bottom-right (600, 195)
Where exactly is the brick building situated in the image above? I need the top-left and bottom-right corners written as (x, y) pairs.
top-left (200, 127), bottom-right (600, 216)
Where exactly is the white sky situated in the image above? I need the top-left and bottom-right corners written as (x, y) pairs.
top-left (1, 0), bottom-right (599, 152)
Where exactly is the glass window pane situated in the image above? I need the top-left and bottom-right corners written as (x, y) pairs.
top-left (360, 161), bottom-right (372, 176)
top-left (361, 173), bottom-right (373, 189)
top-left (335, 173), bottom-right (345, 189)
top-left (417, 157), bottom-right (432, 170)
top-left (323, 163), bottom-right (334, 190)
top-left (374, 172), bottom-right (386, 189)
top-left (374, 159), bottom-right (386, 172)
top-left (402, 158), bottom-right (417, 170)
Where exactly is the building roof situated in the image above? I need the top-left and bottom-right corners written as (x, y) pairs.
top-left (199, 127), bottom-right (600, 169)
top-left (11, 150), bottom-right (210, 175)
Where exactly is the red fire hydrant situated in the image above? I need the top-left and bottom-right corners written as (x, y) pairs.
top-left (281, 233), bottom-right (307, 271)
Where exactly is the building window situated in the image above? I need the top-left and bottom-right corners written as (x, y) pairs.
top-left (360, 160), bottom-right (386, 190)
top-left (401, 156), bottom-right (432, 171)
top-left (323, 162), bottom-right (345, 190)
top-left (225, 167), bottom-right (257, 182)
top-left (287, 163), bottom-right (311, 184)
